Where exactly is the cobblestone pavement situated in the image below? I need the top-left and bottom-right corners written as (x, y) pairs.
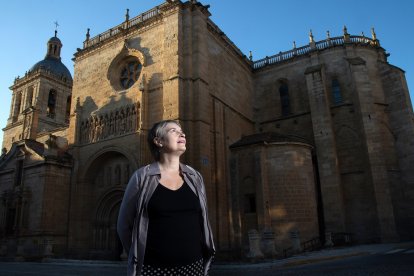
top-left (1, 242), bottom-right (413, 276)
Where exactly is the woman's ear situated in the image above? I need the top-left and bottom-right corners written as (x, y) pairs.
top-left (153, 137), bottom-right (163, 147)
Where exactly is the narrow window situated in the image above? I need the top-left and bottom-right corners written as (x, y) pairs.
top-left (332, 79), bottom-right (343, 104)
top-left (47, 89), bottom-right (57, 118)
top-left (280, 83), bottom-right (290, 116)
top-left (244, 193), bottom-right (257, 213)
top-left (26, 87), bottom-right (34, 108)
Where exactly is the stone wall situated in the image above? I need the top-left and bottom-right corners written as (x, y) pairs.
top-left (0, 141), bottom-right (72, 259)
top-left (230, 141), bottom-right (318, 256)
top-left (380, 63), bottom-right (414, 240)
top-left (253, 43), bottom-right (407, 242)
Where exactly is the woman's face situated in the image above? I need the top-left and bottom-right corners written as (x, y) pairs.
top-left (158, 122), bottom-right (186, 155)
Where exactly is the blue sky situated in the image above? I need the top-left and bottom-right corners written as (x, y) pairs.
top-left (1, 0), bottom-right (413, 144)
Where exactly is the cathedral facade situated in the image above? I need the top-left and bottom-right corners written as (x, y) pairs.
top-left (1, 0), bottom-right (414, 260)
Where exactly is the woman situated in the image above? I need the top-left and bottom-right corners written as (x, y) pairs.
top-left (117, 120), bottom-right (215, 276)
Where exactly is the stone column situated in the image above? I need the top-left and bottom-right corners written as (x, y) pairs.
top-left (8, 93), bottom-right (16, 121)
top-left (33, 82), bottom-right (39, 109)
top-left (69, 97), bottom-right (82, 145)
top-left (305, 64), bottom-right (345, 234)
top-left (31, 109), bottom-right (39, 139)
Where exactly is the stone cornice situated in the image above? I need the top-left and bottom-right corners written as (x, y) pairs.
top-left (206, 19), bottom-right (252, 69)
top-left (10, 69), bottom-right (73, 90)
top-left (2, 120), bottom-right (23, 131)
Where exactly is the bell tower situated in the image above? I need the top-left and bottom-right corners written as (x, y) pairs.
top-left (2, 31), bottom-right (73, 151)
top-left (46, 30), bottom-right (63, 60)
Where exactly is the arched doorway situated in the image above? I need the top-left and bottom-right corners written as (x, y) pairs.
top-left (83, 151), bottom-right (133, 260)
top-left (92, 189), bottom-right (124, 259)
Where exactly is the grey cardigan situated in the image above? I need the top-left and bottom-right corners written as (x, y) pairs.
top-left (117, 162), bottom-right (215, 276)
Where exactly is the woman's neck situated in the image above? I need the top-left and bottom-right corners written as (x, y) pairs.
top-left (158, 155), bottom-right (180, 172)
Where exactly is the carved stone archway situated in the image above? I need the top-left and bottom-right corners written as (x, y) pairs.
top-left (91, 189), bottom-right (124, 259)
top-left (83, 150), bottom-right (133, 260)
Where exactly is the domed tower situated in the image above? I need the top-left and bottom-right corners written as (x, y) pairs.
top-left (2, 31), bottom-right (73, 150)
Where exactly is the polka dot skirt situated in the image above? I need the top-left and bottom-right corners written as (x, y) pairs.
top-left (141, 259), bottom-right (204, 276)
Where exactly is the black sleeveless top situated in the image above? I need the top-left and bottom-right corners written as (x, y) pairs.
top-left (144, 182), bottom-right (203, 267)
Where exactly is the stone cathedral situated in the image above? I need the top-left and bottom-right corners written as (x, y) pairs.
top-left (1, 0), bottom-right (414, 261)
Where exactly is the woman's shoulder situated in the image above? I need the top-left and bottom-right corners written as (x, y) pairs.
top-left (131, 163), bottom-right (157, 178)
top-left (180, 163), bottom-right (204, 183)
top-left (180, 163), bottom-right (199, 175)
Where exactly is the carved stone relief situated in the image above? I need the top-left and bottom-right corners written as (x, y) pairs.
top-left (79, 102), bottom-right (140, 144)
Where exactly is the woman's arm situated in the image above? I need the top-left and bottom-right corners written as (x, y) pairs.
top-left (117, 171), bottom-right (141, 254)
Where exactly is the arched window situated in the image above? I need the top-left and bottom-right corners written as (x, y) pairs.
top-left (26, 87), bottom-right (34, 109)
top-left (65, 96), bottom-right (71, 122)
top-left (332, 79), bottom-right (343, 104)
top-left (13, 92), bottom-right (22, 120)
top-left (47, 89), bottom-right (57, 118)
top-left (279, 83), bottom-right (290, 116)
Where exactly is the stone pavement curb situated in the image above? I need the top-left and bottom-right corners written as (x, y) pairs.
top-left (211, 241), bottom-right (414, 271)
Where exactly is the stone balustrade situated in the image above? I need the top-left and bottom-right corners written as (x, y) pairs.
top-left (253, 35), bottom-right (379, 70)
top-left (83, 3), bottom-right (169, 49)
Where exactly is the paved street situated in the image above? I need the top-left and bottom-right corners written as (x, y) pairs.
top-left (1, 242), bottom-right (413, 275)
top-left (211, 247), bottom-right (414, 275)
